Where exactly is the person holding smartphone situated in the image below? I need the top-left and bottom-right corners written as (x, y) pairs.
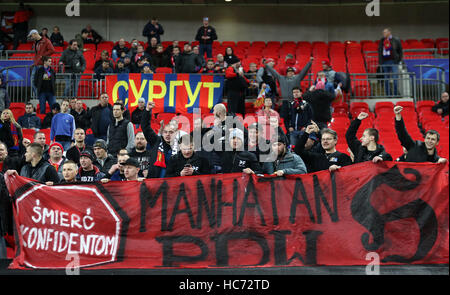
top-left (165, 134), bottom-right (211, 177)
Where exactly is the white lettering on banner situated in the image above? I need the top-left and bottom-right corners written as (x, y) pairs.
top-left (20, 225), bottom-right (117, 257)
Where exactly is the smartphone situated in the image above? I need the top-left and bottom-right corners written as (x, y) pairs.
top-left (184, 164), bottom-right (192, 168)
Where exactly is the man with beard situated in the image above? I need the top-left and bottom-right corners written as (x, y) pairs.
top-left (77, 150), bottom-right (106, 182)
top-left (129, 131), bottom-right (151, 178)
top-left (263, 135), bottom-right (307, 176)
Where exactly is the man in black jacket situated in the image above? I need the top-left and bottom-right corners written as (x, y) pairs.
top-left (106, 102), bottom-right (135, 156)
top-left (34, 56), bottom-right (56, 114)
top-left (303, 84), bottom-right (334, 130)
top-left (346, 112), bottom-right (392, 163)
top-left (378, 28), bottom-right (403, 96)
top-left (195, 17), bottom-right (217, 58)
top-left (6, 142), bottom-right (59, 183)
top-left (179, 43), bottom-right (203, 73)
top-left (88, 93), bottom-right (113, 141)
top-left (166, 134), bottom-right (210, 177)
top-left (143, 17), bottom-right (164, 45)
top-left (225, 57), bottom-right (249, 116)
top-left (59, 39), bottom-right (86, 97)
top-left (288, 86), bottom-right (314, 145)
top-left (70, 99), bottom-right (89, 130)
top-left (432, 92), bottom-right (449, 117)
top-left (394, 106), bottom-right (447, 163)
top-left (295, 122), bottom-right (352, 173)
top-left (221, 128), bottom-right (261, 174)
top-left (141, 101), bottom-right (177, 178)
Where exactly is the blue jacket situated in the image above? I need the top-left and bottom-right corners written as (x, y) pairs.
top-left (50, 112), bottom-right (75, 140)
top-left (17, 113), bottom-right (41, 129)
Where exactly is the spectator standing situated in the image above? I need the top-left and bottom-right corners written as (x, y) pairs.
top-left (263, 135), bottom-right (307, 176)
top-left (256, 58), bottom-right (278, 98)
top-left (131, 98), bottom-right (146, 125)
top-left (70, 99), bottom-right (89, 130)
top-left (0, 109), bottom-right (23, 157)
top-left (29, 29), bottom-right (55, 97)
top-left (47, 142), bottom-right (66, 181)
top-left (41, 28), bottom-right (49, 40)
top-left (151, 44), bottom-right (171, 68)
top-left (129, 131), bottom-right (151, 178)
top-left (77, 150), bottom-right (106, 182)
top-left (41, 103), bottom-right (59, 129)
top-left (66, 128), bottom-right (91, 165)
top-left (432, 92), bottom-right (449, 117)
top-left (378, 28), bottom-right (403, 96)
top-left (223, 47), bottom-right (238, 67)
top-left (50, 26), bottom-right (64, 47)
top-left (346, 112), bottom-right (393, 163)
top-left (15, 143), bottom-right (59, 183)
top-left (166, 134), bottom-right (210, 177)
top-left (50, 99), bottom-right (76, 152)
top-left (0, 73), bottom-right (8, 112)
top-left (225, 57), bottom-right (249, 116)
top-left (74, 29), bottom-right (88, 52)
top-left (92, 139), bottom-right (115, 176)
top-left (17, 103), bottom-right (41, 129)
top-left (394, 106), bottom-right (447, 163)
top-left (303, 83), bottom-right (335, 130)
top-left (179, 43), bottom-right (203, 73)
top-left (88, 93), bottom-right (113, 141)
top-left (34, 56), bottom-right (56, 114)
top-left (195, 17), bottom-right (217, 58)
top-left (221, 128), bottom-right (261, 174)
top-left (142, 17), bottom-right (164, 44)
top-left (141, 101), bottom-right (177, 178)
top-left (59, 40), bottom-right (86, 97)
top-left (322, 59), bottom-right (336, 85)
top-left (106, 103), bottom-right (135, 156)
top-left (12, 2), bottom-right (33, 50)
top-left (287, 86), bottom-right (314, 146)
top-left (294, 123), bottom-right (352, 173)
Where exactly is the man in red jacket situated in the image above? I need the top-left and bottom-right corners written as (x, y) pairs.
top-left (28, 29), bottom-right (55, 97)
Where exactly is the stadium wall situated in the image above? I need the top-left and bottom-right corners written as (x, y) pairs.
top-left (1, 2), bottom-right (448, 43)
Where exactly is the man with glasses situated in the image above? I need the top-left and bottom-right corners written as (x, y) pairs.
top-left (294, 121), bottom-right (352, 173)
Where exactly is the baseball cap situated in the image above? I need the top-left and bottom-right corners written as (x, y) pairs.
top-left (286, 67), bottom-right (295, 73)
top-left (80, 150), bottom-right (94, 161)
top-left (123, 157), bottom-right (140, 168)
top-left (27, 29), bottom-right (38, 37)
top-left (93, 139), bottom-right (107, 151)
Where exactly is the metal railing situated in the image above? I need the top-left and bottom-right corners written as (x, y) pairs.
top-left (413, 64), bottom-right (447, 102)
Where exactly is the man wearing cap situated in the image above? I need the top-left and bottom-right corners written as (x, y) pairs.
top-left (166, 134), bottom-right (210, 177)
top-left (122, 157), bottom-right (144, 181)
top-left (294, 122), bottom-right (352, 173)
top-left (263, 135), bottom-right (307, 176)
top-left (106, 102), bottom-right (135, 156)
top-left (92, 139), bottom-right (115, 176)
top-left (77, 150), bottom-right (106, 182)
top-left (28, 29), bottom-right (55, 96)
top-left (225, 57), bottom-right (249, 116)
top-left (48, 142), bottom-right (66, 181)
top-left (195, 17), bottom-right (217, 58)
top-left (179, 43), bottom-right (203, 73)
top-left (221, 128), bottom-right (261, 174)
top-left (321, 59), bottom-right (336, 85)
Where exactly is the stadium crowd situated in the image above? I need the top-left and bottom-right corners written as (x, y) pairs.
top-left (0, 9), bottom-right (449, 259)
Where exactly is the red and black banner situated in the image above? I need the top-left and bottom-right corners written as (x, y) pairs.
top-left (4, 162), bottom-right (449, 269)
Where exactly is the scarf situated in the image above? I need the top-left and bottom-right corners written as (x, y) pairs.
top-left (154, 141), bottom-right (166, 168)
top-left (10, 123), bottom-right (20, 151)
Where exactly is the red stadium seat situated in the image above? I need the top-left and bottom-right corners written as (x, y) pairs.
top-left (155, 67), bottom-right (173, 74)
top-left (9, 102), bottom-right (26, 120)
